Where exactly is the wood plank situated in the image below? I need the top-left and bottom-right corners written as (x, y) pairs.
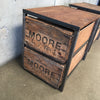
top-left (24, 47), bottom-right (65, 88)
top-left (24, 16), bottom-right (95, 63)
top-left (74, 22), bottom-right (95, 52)
top-left (26, 6), bottom-right (99, 29)
top-left (25, 16), bottom-right (72, 64)
top-left (67, 44), bottom-right (87, 76)
top-left (70, 2), bottom-right (100, 12)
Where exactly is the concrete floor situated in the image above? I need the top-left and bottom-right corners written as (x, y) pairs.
top-left (0, 40), bottom-right (100, 100)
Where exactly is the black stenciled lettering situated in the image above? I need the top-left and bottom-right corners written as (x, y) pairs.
top-left (45, 68), bottom-right (50, 75)
top-left (34, 62), bottom-right (38, 69)
top-left (32, 32), bottom-right (35, 42)
top-left (31, 32), bottom-right (35, 38)
top-left (44, 45), bottom-right (51, 52)
top-left (39, 65), bottom-right (44, 72)
top-left (36, 33), bottom-right (41, 41)
top-left (30, 60), bottom-right (33, 67)
top-left (42, 36), bottom-right (48, 44)
top-left (51, 72), bottom-right (60, 81)
top-left (49, 39), bottom-right (54, 47)
top-left (27, 58), bottom-right (33, 68)
top-left (28, 58), bottom-right (31, 63)
top-left (56, 42), bottom-right (61, 50)
top-left (29, 30), bottom-right (31, 37)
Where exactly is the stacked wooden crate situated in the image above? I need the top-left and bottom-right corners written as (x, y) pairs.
top-left (23, 6), bottom-right (100, 91)
top-left (69, 2), bottom-right (100, 56)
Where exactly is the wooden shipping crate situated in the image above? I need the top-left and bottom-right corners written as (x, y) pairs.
top-left (24, 6), bottom-right (99, 64)
top-left (69, 3), bottom-right (100, 53)
top-left (24, 43), bottom-right (87, 89)
top-left (23, 6), bottom-right (100, 91)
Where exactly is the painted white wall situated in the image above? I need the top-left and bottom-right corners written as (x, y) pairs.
top-left (64, 0), bottom-right (98, 6)
top-left (0, 0), bottom-right (56, 66)
top-left (0, 0), bottom-right (98, 66)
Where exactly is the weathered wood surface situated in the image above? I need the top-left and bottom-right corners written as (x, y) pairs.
top-left (24, 47), bottom-right (65, 88)
top-left (69, 3), bottom-right (100, 42)
top-left (25, 16), bottom-right (72, 63)
top-left (70, 2), bottom-right (100, 12)
top-left (26, 6), bottom-right (100, 29)
top-left (67, 44), bottom-right (87, 76)
top-left (74, 22), bottom-right (94, 52)
top-left (24, 44), bottom-right (87, 87)
top-left (24, 16), bottom-right (94, 63)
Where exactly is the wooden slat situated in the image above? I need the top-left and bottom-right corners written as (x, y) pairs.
top-left (24, 16), bottom-right (95, 63)
top-left (70, 2), bottom-right (100, 12)
top-left (74, 22), bottom-right (95, 52)
top-left (24, 47), bottom-right (65, 88)
top-left (67, 44), bottom-right (87, 76)
top-left (26, 6), bottom-right (99, 29)
top-left (25, 16), bottom-right (72, 64)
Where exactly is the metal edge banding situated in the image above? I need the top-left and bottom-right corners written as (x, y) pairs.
top-left (87, 18), bottom-right (100, 51)
top-left (66, 58), bottom-right (83, 79)
top-left (59, 29), bottom-right (80, 91)
top-left (23, 9), bottom-right (80, 92)
top-left (22, 12), bottom-right (27, 68)
top-left (96, 32), bottom-right (100, 40)
top-left (69, 3), bottom-right (100, 41)
top-left (96, 24), bottom-right (100, 40)
top-left (83, 18), bottom-right (100, 60)
top-left (72, 40), bottom-right (88, 57)
top-left (23, 9), bottom-right (79, 31)
top-left (69, 4), bottom-right (100, 14)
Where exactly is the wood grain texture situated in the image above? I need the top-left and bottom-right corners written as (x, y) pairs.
top-left (70, 2), bottom-right (100, 12)
top-left (24, 47), bottom-right (65, 88)
top-left (67, 44), bottom-right (87, 76)
top-left (74, 22), bottom-right (95, 52)
top-left (26, 6), bottom-right (99, 29)
top-left (25, 16), bottom-right (72, 64)
top-left (24, 16), bottom-right (95, 63)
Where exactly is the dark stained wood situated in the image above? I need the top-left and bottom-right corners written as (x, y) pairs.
top-left (24, 44), bottom-right (87, 88)
top-left (23, 6), bottom-right (100, 90)
top-left (24, 16), bottom-right (95, 63)
top-left (25, 16), bottom-right (72, 64)
top-left (70, 2), bottom-right (100, 12)
top-left (26, 6), bottom-right (100, 29)
top-left (24, 47), bottom-right (65, 88)
top-left (67, 43), bottom-right (87, 76)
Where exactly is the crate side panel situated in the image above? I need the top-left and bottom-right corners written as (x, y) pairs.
top-left (74, 22), bottom-right (95, 52)
top-left (67, 44), bottom-right (87, 76)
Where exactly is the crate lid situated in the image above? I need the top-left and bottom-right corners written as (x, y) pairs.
top-left (70, 2), bottom-right (100, 14)
top-left (24, 6), bottom-right (100, 30)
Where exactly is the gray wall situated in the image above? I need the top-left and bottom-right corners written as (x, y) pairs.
top-left (0, 0), bottom-right (98, 66)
